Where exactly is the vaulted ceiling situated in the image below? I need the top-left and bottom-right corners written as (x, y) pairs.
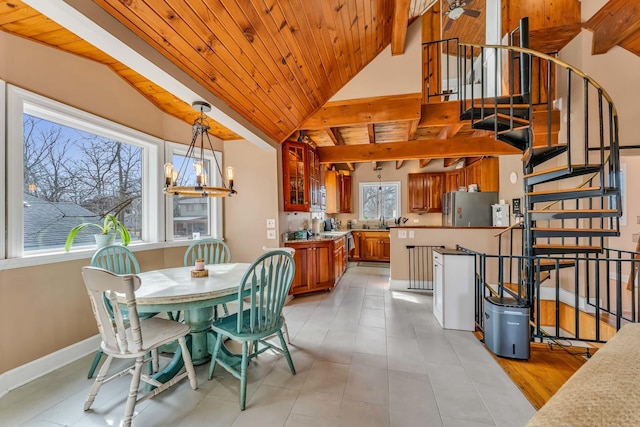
top-left (1, 0), bottom-right (438, 147)
top-left (0, 0), bottom-right (607, 167)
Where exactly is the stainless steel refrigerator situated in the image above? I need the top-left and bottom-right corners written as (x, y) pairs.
top-left (442, 191), bottom-right (499, 227)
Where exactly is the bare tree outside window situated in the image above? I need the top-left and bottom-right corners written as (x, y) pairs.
top-left (22, 114), bottom-right (142, 251)
top-left (359, 181), bottom-right (401, 221)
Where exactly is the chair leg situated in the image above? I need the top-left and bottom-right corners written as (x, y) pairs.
top-left (222, 303), bottom-right (230, 316)
top-left (84, 355), bottom-right (114, 410)
top-left (240, 341), bottom-right (249, 411)
top-left (277, 330), bottom-right (296, 375)
top-left (178, 336), bottom-right (198, 390)
top-left (123, 357), bottom-right (144, 427)
top-left (87, 350), bottom-right (104, 379)
top-left (208, 332), bottom-right (223, 380)
top-left (283, 319), bottom-right (291, 344)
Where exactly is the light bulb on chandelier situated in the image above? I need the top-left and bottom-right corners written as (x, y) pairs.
top-left (163, 101), bottom-right (237, 198)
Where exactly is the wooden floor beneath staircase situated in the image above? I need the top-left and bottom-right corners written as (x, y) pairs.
top-left (473, 331), bottom-right (596, 410)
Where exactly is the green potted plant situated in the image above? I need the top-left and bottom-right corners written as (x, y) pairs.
top-left (64, 213), bottom-right (131, 251)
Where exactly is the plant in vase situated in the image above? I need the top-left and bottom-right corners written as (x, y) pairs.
top-left (64, 213), bottom-right (131, 251)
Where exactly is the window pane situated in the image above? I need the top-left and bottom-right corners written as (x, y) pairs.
top-left (171, 153), bottom-right (211, 239)
top-left (23, 114), bottom-right (142, 251)
top-left (359, 181), bottom-right (401, 221)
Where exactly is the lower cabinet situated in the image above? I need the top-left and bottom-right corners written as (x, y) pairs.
top-left (359, 231), bottom-right (390, 262)
top-left (285, 237), bottom-right (347, 296)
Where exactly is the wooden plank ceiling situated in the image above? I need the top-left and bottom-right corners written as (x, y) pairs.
top-left (0, 0), bottom-right (589, 168)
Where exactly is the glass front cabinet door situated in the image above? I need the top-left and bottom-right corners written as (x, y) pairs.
top-left (283, 141), bottom-right (310, 211)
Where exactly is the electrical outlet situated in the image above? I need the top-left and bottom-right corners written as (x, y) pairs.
top-left (267, 229), bottom-right (276, 239)
top-left (398, 230), bottom-right (407, 239)
top-left (633, 233), bottom-right (639, 243)
top-left (266, 218), bottom-right (276, 229)
top-left (413, 219), bottom-right (419, 223)
top-left (409, 230), bottom-right (415, 239)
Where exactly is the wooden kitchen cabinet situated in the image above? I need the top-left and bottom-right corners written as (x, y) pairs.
top-left (408, 172), bottom-right (444, 213)
top-left (285, 240), bottom-right (334, 295)
top-left (350, 231), bottom-right (362, 261)
top-left (325, 171), bottom-right (352, 214)
top-left (360, 231), bottom-right (390, 262)
top-left (325, 170), bottom-right (342, 214)
top-left (464, 157), bottom-right (499, 192)
top-left (333, 236), bottom-right (347, 283)
top-left (445, 170), bottom-right (464, 193)
top-left (282, 141), bottom-right (322, 212)
top-left (340, 175), bottom-right (352, 213)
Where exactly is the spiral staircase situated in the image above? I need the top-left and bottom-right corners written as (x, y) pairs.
top-left (428, 18), bottom-right (623, 343)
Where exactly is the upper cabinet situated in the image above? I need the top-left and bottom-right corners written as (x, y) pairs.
top-left (325, 170), bottom-right (352, 214)
top-left (464, 157), bottom-right (499, 192)
top-left (282, 141), bottom-right (323, 212)
top-left (408, 173), bottom-right (444, 213)
top-left (445, 157), bottom-right (500, 194)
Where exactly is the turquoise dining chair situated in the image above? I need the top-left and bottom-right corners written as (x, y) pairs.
top-left (208, 250), bottom-right (296, 410)
top-left (87, 245), bottom-right (158, 378)
top-left (184, 238), bottom-right (232, 317)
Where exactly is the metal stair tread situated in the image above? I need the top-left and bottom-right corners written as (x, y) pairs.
top-left (529, 209), bottom-right (619, 220)
top-left (533, 244), bottom-right (603, 254)
top-left (537, 259), bottom-right (576, 270)
top-left (521, 144), bottom-right (568, 167)
top-left (527, 186), bottom-right (618, 203)
top-left (524, 164), bottom-right (600, 179)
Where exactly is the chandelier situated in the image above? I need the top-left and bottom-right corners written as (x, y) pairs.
top-left (163, 101), bottom-right (236, 197)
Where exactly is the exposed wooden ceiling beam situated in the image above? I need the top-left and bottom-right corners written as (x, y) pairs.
top-left (317, 137), bottom-right (520, 163)
top-left (443, 158), bottom-right (461, 167)
top-left (408, 119), bottom-right (419, 140)
top-left (325, 127), bottom-right (345, 145)
top-left (419, 159), bottom-right (432, 168)
top-left (301, 93), bottom-right (421, 129)
top-left (367, 123), bottom-right (376, 143)
top-left (391, 0), bottom-right (411, 55)
top-left (584, 0), bottom-right (640, 55)
top-left (419, 101), bottom-right (463, 126)
top-left (345, 162), bottom-right (355, 171)
top-left (396, 160), bottom-right (405, 169)
top-left (465, 156), bottom-right (482, 165)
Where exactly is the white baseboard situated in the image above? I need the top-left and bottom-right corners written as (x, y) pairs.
top-left (389, 279), bottom-right (432, 292)
top-left (0, 335), bottom-right (100, 398)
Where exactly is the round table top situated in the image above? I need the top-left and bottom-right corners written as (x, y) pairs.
top-left (129, 263), bottom-right (251, 306)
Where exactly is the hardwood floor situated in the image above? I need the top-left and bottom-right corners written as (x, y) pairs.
top-left (474, 332), bottom-right (595, 410)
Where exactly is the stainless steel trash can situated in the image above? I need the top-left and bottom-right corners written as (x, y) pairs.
top-left (483, 296), bottom-right (530, 360)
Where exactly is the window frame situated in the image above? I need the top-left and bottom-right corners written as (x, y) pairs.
top-left (164, 141), bottom-right (224, 241)
top-left (358, 180), bottom-right (402, 221)
top-left (5, 84), bottom-right (164, 260)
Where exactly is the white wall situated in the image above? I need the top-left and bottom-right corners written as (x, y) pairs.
top-left (224, 140), bottom-right (279, 262)
top-left (329, 19), bottom-right (422, 101)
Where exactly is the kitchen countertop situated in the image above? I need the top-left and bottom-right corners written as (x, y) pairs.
top-left (284, 228), bottom-right (394, 244)
top-left (284, 230), bottom-right (351, 243)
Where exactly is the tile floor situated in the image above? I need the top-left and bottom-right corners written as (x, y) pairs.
top-left (0, 264), bottom-right (536, 427)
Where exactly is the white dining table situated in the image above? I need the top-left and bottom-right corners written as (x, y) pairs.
top-left (117, 263), bottom-right (251, 383)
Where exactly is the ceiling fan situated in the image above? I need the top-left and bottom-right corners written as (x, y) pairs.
top-left (443, 0), bottom-right (481, 31)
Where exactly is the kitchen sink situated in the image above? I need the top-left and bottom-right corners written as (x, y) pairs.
top-left (322, 232), bottom-right (346, 236)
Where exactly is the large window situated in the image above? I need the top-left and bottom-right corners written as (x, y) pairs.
top-left (6, 85), bottom-right (162, 257)
top-left (359, 181), bottom-right (401, 221)
top-left (165, 143), bottom-right (223, 241)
